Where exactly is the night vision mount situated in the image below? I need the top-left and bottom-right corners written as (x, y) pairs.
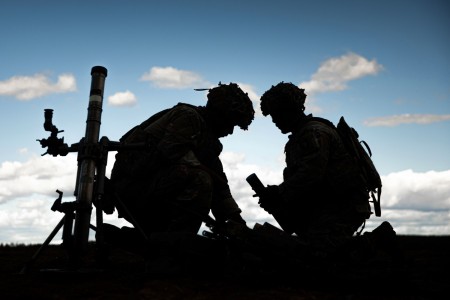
top-left (36, 109), bottom-right (71, 157)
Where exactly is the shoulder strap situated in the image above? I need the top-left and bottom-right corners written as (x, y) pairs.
top-left (309, 116), bottom-right (335, 128)
top-left (119, 104), bottom-right (194, 142)
top-left (119, 108), bottom-right (170, 142)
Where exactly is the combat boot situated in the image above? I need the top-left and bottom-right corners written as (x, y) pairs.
top-left (366, 221), bottom-right (404, 265)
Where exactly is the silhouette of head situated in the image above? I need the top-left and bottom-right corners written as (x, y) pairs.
top-left (206, 83), bottom-right (254, 137)
top-left (260, 82), bottom-right (307, 133)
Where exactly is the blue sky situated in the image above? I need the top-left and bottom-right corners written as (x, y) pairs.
top-left (0, 0), bottom-right (449, 243)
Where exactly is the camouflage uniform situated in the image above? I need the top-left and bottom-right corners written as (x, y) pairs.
top-left (279, 115), bottom-right (370, 250)
top-left (110, 103), bottom-right (242, 234)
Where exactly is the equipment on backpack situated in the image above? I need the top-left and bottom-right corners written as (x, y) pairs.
top-left (306, 116), bottom-right (382, 217)
top-left (336, 117), bottom-right (382, 217)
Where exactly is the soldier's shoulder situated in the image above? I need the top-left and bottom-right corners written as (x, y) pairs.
top-left (171, 103), bottom-right (198, 113)
top-left (297, 116), bottom-right (334, 134)
top-left (165, 103), bottom-right (202, 119)
top-left (307, 116), bottom-right (334, 128)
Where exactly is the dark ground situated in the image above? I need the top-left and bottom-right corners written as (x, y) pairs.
top-left (1, 235), bottom-right (449, 299)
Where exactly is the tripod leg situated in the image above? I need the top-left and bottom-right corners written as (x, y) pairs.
top-left (20, 216), bottom-right (65, 274)
top-left (92, 137), bottom-right (111, 264)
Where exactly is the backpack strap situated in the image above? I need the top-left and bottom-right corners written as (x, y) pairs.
top-left (308, 116), bottom-right (336, 129)
top-left (360, 140), bottom-right (372, 157)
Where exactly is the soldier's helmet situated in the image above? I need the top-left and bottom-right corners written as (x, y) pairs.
top-left (206, 82), bottom-right (255, 130)
top-left (260, 82), bottom-right (307, 116)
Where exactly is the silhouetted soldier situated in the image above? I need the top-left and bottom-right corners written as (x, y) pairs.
top-left (258, 82), bottom-right (374, 256)
top-left (107, 83), bottom-right (254, 240)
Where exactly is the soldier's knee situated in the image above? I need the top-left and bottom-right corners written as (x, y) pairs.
top-left (175, 168), bottom-right (212, 209)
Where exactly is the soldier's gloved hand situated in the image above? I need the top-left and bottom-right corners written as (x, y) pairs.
top-left (258, 185), bottom-right (280, 213)
top-left (224, 213), bottom-right (248, 236)
top-left (213, 212), bottom-right (245, 234)
top-left (227, 212), bottom-right (246, 225)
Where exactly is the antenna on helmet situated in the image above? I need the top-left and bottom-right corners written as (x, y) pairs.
top-left (194, 81), bottom-right (223, 92)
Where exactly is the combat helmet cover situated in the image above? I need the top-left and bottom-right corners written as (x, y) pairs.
top-left (206, 82), bottom-right (255, 130)
top-left (260, 82), bottom-right (306, 116)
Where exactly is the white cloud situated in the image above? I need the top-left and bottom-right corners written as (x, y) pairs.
top-left (380, 169), bottom-right (450, 211)
top-left (1, 151), bottom-right (449, 243)
top-left (364, 169), bottom-right (450, 234)
top-left (140, 66), bottom-right (210, 89)
top-left (366, 209), bottom-right (449, 235)
top-left (364, 114), bottom-right (450, 127)
top-left (299, 52), bottom-right (383, 95)
top-left (0, 73), bottom-right (77, 100)
top-left (0, 152), bottom-right (124, 244)
top-left (0, 196), bottom-right (130, 244)
top-left (220, 154), bottom-right (450, 235)
top-left (220, 151), bottom-right (282, 226)
top-left (108, 90), bottom-right (137, 107)
top-left (0, 155), bottom-right (78, 204)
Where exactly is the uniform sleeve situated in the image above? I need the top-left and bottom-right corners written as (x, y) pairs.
top-left (208, 156), bottom-right (242, 221)
top-left (199, 144), bottom-right (242, 220)
top-left (280, 123), bottom-right (332, 197)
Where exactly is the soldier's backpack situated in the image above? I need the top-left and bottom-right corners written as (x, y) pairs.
top-left (335, 117), bottom-right (382, 217)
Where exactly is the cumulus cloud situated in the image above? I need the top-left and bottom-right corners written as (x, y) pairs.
top-left (220, 151), bottom-right (282, 226)
top-left (0, 196), bottom-right (130, 244)
top-left (108, 90), bottom-right (137, 107)
top-left (364, 169), bottom-right (450, 234)
top-left (364, 114), bottom-right (450, 127)
top-left (140, 66), bottom-right (210, 89)
top-left (0, 73), bottom-right (77, 100)
top-left (380, 169), bottom-right (450, 211)
top-left (0, 152), bottom-right (126, 244)
top-left (220, 154), bottom-right (450, 235)
top-left (0, 155), bottom-right (78, 204)
top-left (299, 52), bottom-right (383, 95)
top-left (1, 151), bottom-right (449, 243)
top-left (0, 154), bottom-right (79, 243)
